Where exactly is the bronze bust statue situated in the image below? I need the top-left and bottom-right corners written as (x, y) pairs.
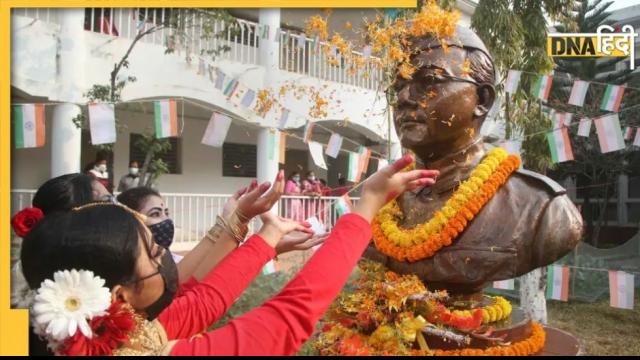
top-left (365, 27), bottom-right (583, 295)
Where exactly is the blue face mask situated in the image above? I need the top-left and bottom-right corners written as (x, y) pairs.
top-left (148, 219), bottom-right (175, 249)
top-left (293, 176), bottom-right (301, 182)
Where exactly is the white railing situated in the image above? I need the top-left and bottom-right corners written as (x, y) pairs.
top-left (10, 190), bottom-right (359, 251)
top-left (14, 8), bottom-right (382, 90)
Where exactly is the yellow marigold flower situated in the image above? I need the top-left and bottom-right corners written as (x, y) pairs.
top-left (305, 15), bottom-right (329, 40)
top-left (398, 62), bottom-right (416, 80)
top-left (389, 46), bottom-right (406, 62)
top-left (345, 21), bottom-right (353, 31)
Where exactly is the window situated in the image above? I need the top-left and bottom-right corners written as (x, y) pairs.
top-left (222, 143), bottom-right (256, 178)
top-left (84, 9), bottom-right (119, 36)
top-left (136, 8), bottom-right (173, 26)
top-left (129, 133), bottom-right (181, 174)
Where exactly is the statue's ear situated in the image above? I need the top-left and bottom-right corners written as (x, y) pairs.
top-left (473, 83), bottom-right (495, 119)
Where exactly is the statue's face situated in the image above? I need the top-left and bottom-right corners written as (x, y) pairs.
top-left (392, 46), bottom-right (485, 152)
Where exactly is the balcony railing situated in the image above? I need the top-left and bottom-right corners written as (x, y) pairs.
top-left (14, 8), bottom-right (382, 90)
top-left (10, 190), bottom-right (359, 251)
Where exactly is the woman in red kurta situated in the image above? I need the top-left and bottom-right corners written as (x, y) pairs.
top-left (20, 155), bottom-right (438, 356)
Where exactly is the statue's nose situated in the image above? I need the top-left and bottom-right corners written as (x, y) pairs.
top-left (397, 84), bottom-right (417, 107)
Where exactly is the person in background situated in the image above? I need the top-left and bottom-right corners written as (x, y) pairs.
top-left (284, 171), bottom-right (304, 222)
top-left (87, 159), bottom-right (111, 193)
top-left (302, 171), bottom-right (323, 222)
top-left (331, 177), bottom-right (350, 196)
top-left (117, 160), bottom-right (141, 192)
top-left (319, 179), bottom-right (331, 196)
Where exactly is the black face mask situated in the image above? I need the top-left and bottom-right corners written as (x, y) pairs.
top-left (144, 251), bottom-right (178, 321)
top-left (148, 219), bottom-right (175, 249)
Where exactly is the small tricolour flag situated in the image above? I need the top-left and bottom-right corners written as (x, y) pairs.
top-left (240, 89), bottom-right (256, 108)
top-left (493, 279), bottom-right (515, 290)
top-left (89, 103), bottom-right (117, 145)
top-left (577, 118), bottom-right (592, 137)
top-left (278, 109), bottom-right (290, 129)
top-left (335, 193), bottom-right (353, 217)
top-left (214, 68), bottom-right (225, 90)
top-left (363, 45), bottom-right (372, 59)
top-left (223, 79), bottom-right (240, 99)
top-left (325, 133), bottom-right (343, 159)
top-left (358, 146), bottom-right (372, 175)
top-left (308, 141), bottom-right (328, 170)
top-left (623, 126), bottom-right (634, 141)
top-left (303, 121), bottom-right (315, 143)
top-left (546, 265), bottom-right (570, 302)
top-left (547, 127), bottom-right (574, 163)
top-left (553, 112), bottom-right (573, 129)
top-left (634, 128), bottom-right (640, 147)
top-left (531, 74), bottom-right (553, 101)
top-left (297, 33), bottom-right (307, 48)
top-left (279, 132), bottom-right (287, 164)
top-left (594, 114), bottom-right (625, 153)
top-left (13, 104), bottom-right (45, 149)
top-left (261, 260), bottom-right (278, 275)
top-left (609, 270), bottom-right (634, 310)
top-left (347, 152), bottom-right (361, 183)
top-left (600, 85), bottom-right (625, 112)
top-left (201, 112), bottom-right (232, 148)
top-left (154, 100), bottom-right (178, 139)
top-left (267, 129), bottom-right (277, 161)
top-left (568, 80), bottom-right (589, 107)
top-left (504, 70), bottom-right (522, 94)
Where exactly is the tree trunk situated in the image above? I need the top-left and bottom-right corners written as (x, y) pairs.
top-left (519, 267), bottom-right (547, 324)
top-left (139, 146), bottom-right (154, 188)
top-left (593, 175), bottom-right (611, 247)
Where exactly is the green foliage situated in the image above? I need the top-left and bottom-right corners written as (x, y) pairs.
top-left (472, 0), bottom-right (575, 173)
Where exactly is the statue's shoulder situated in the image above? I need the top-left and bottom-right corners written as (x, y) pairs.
top-left (509, 169), bottom-right (567, 197)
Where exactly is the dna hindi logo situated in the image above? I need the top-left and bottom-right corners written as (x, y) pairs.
top-left (547, 25), bottom-right (638, 70)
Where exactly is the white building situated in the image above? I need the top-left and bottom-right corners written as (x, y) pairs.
top-left (10, 5), bottom-right (478, 250)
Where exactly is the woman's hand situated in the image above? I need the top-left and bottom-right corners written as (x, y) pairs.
top-left (275, 232), bottom-right (328, 255)
top-left (258, 211), bottom-right (313, 249)
top-left (355, 154), bottom-right (439, 222)
top-left (231, 170), bottom-right (286, 223)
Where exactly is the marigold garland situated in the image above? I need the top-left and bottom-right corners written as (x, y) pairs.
top-left (373, 148), bottom-right (521, 262)
top-left (429, 322), bottom-right (546, 356)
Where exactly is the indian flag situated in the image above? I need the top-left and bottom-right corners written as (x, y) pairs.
top-left (347, 152), bottom-right (361, 183)
top-left (600, 85), bottom-right (625, 112)
top-left (358, 146), bottom-right (372, 175)
top-left (546, 265), bottom-right (570, 302)
top-left (577, 118), bottom-right (592, 137)
top-left (547, 127), bottom-right (574, 163)
top-left (303, 121), bottom-right (315, 143)
top-left (594, 114), bottom-right (625, 153)
top-left (154, 100), bottom-right (178, 138)
top-left (623, 126), bottom-right (634, 141)
top-left (553, 112), bottom-right (573, 129)
top-left (223, 79), bottom-right (240, 98)
top-left (335, 194), bottom-right (353, 217)
top-left (504, 70), bottom-right (522, 94)
top-left (609, 271), bottom-right (634, 310)
top-left (13, 104), bottom-right (45, 149)
top-left (261, 260), bottom-right (278, 275)
top-left (532, 75), bottom-right (553, 101)
top-left (325, 133), bottom-right (343, 159)
top-left (634, 128), bottom-right (640, 147)
top-left (279, 132), bottom-right (287, 164)
top-left (568, 80), bottom-right (590, 107)
top-left (493, 279), bottom-right (515, 290)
